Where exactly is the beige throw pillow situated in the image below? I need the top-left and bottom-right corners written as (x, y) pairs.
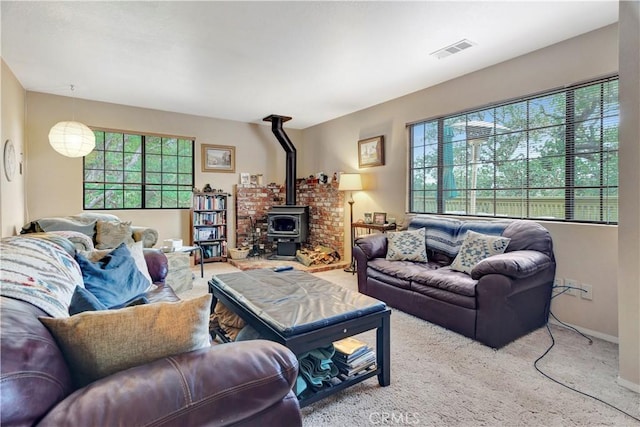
top-left (40, 294), bottom-right (212, 388)
top-left (95, 220), bottom-right (134, 249)
top-left (450, 230), bottom-right (511, 274)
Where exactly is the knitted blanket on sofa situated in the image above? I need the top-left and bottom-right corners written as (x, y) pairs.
top-left (0, 236), bottom-right (82, 318)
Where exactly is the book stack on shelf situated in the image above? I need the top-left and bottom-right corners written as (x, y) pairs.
top-left (332, 337), bottom-right (376, 379)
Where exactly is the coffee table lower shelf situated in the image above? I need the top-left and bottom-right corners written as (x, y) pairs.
top-left (208, 279), bottom-right (391, 407)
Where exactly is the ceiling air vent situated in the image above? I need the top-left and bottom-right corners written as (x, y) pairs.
top-left (430, 39), bottom-right (476, 59)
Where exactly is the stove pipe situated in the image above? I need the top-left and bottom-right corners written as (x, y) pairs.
top-left (263, 114), bottom-right (296, 205)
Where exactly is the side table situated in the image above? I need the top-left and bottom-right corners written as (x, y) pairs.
top-left (174, 245), bottom-right (204, 278)
top-left (347, 222), bottom-right (397, 274)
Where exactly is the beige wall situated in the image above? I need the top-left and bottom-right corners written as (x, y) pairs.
top-left (617, 0), bottom-right (640, 391)
top-left (1, 59), bottom-right (26, 237)
top-left (302, 25), bottom-right (626, 341)
top-left (25, 92), bottom-right (303, 247)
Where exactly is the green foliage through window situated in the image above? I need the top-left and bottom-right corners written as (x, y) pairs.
top-left (409, 76), bottom-right (619, 224)
top-left (84, 130), bottom-right (194, 209)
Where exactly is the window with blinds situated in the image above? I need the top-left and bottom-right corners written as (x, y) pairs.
top-left (83, 130), bottom-right (194, 209)
top-left (408, 76), bottom-right (619, 224)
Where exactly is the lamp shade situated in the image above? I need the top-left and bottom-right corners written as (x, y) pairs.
top-left (48, 121), bottom-right (96, 157)
top-left (338, 173), bottom-right (363, 191)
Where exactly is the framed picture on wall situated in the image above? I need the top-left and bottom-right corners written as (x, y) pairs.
top-left (358, 135), bottom-right (385, 168)
top-left (202, 144), bottom-right (235, 173)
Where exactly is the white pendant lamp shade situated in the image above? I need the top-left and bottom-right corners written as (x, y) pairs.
top-left (48, 121), bottom-right (96, 157)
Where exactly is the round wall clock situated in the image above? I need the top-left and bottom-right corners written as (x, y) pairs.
top-left (4, 139), bottom-right (17, 181)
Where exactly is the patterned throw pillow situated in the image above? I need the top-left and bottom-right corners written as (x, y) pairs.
top-left (95, 220), bottom-right (134, 250)
top-left (450, 230), bottom-right (511, 274)
top-left (386, 228), bottom-right (428, 262)
top-left (40, 294), bottom-right (212, 388)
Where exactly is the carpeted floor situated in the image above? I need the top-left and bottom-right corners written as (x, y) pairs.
top-left (181, 263), bottom-right (640, 426)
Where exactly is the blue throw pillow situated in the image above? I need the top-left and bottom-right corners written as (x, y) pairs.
top-left (75, 243), bottom-right (150, 308)
top-left (69, 286), bottom-right (107, 315)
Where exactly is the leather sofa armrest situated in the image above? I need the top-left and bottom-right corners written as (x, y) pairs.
top-left (38, 340), bottom-right (301, 427)
top-left (143, 249), bottom-right (169, 285)
top-left (131, 226), bottom-right (158, 248)
top-left (471, 250), bottom-right (553, 280)
top-left (355, 233), bottom-right (388, 260)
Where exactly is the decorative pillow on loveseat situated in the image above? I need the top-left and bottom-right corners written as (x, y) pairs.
top-left (75, 243), bottom-right (150, 308)
top-left (450, 230), bottom-right (511, 274)
top-left (386, 228), bottom-right (428, 262)
top-left (40, 294), bottom-right (212, 387)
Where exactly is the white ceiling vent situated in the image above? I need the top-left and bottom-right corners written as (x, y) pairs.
top-left (430, 39), bottom-right (476, 59)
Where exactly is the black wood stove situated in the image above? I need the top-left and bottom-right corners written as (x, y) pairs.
top-left (263, 115), bottom-right (309, 259)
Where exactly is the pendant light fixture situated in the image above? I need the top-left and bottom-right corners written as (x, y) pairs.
top-left (48, 85), bottom-right (96, 157)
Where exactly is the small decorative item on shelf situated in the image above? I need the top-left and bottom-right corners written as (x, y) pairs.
top-left (364, 212), bottom-right (373, 224)
top-left (203, 184), bottom-right (213, 192)
top-left (240, 173), bottom-right (250, 185)
top-left (373, 212), bottom-right (387, 225)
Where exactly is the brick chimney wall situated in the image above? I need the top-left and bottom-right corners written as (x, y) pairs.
top-left (235, 180), bottom-right (345, 259)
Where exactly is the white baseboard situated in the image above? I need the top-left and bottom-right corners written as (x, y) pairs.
top-left (548, 318), bottom-right (619, 344)
top-left (617, 376), bottom-right (640, 394)
top-left (548, 320), bottom-right (640, 394)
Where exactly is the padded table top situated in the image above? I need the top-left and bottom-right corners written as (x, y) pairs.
top-left (210, 269), bottom-right (386, 336)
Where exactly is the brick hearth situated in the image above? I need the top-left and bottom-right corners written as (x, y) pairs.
top-left (235, 180), bottom-right (345, 260)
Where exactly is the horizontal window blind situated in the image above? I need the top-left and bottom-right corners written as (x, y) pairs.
top-left (409, 76), bottom-right (619, 224)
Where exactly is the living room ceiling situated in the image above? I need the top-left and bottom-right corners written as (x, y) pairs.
top-left (1, 1), bottom-right (618, 129)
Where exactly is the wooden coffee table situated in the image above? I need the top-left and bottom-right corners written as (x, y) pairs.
top-left (208, 268), bottom-right (391, 407)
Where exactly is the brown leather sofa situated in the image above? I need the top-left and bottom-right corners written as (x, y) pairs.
top-left (1, 234), bottom-right (301, 426)
top-left (354, 215), bottom-right (555, 349)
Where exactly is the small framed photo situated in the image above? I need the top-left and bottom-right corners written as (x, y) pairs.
top-left (240, 172), bottom-right (250, 185)
top-left (373, 212), bottom-right (387, 225)
top-left (202, 144), bottom-right (235, 173)
top-left (358, 135), bottom-right (385, 168)
top-left (364, 212), bottom-right (373, 224)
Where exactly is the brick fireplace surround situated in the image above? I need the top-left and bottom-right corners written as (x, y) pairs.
top-left (235, 180), bottom-right (345, 260)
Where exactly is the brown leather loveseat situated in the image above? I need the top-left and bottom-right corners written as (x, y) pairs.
top-left (354, 215), bottom-right (555, 348)
top-left (1, 234), bottom-right (301, 426)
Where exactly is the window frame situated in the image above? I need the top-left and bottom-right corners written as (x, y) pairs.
top-left (83, 128), bottom-right (195, 210)
top-left (408, 75), bottom-right (619, 225)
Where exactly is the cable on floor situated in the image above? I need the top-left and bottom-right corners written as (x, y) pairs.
top-left (534, 286), bottom-right (640, 423)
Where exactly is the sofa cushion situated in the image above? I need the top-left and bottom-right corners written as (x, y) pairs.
top-left (385, 228), bottom-right (428, 262)
top-left (39, 294), bottom-right (212, 388)
top-left (450, 230), bottom-right (511, 274)
top-left (76, 243), bottom-right (150, 308)
top-left (35, 217), bottom-right (97, 237)
top-left (95, 220), bottom-right (134, 250)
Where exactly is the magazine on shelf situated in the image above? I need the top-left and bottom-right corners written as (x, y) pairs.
top-left (337, 363), bottom-right (377, 379)
top-left (333, 345), bottom-right (374, 364)
top-left (333, 336), bottom-right (368, 356)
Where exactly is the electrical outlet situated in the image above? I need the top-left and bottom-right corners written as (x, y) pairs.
top-left (564, 278), bottom-right (580, 297)
top-left (554, 278), bottom-right (564, 288)
top-left (581, 283), bottom-right (593, 300)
